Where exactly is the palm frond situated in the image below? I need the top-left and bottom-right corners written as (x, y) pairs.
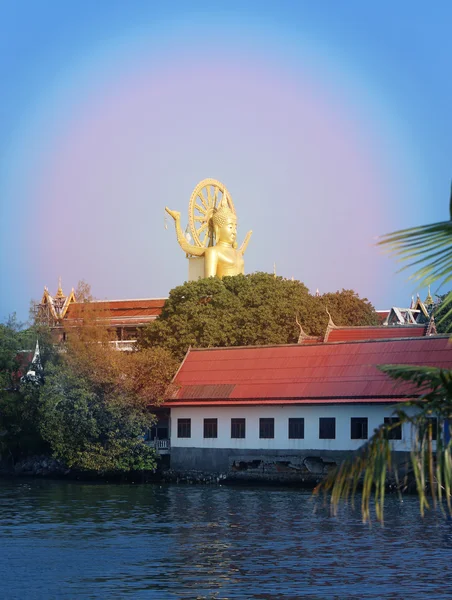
top-left (379, 187), bottom-right (452, 326)
top-left (315, 365), bottom-right (452, 523)
top-left (378, 220), bottom-right (452, 289)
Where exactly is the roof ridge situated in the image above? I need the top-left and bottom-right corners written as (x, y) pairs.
top-left (332, 324), bottom-right (425, 330)
top-left (188, 335), bottom-right (450, 352)
top-left (86, 297), bottom-right (167, 303)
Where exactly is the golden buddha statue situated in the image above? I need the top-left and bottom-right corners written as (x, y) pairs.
top-left (165, 179), bottom-right (252, 279)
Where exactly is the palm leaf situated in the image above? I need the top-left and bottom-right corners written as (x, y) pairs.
top-left (315, 364), bottom-right (452, 523)
top-left (379, 182), bottom-right (452, 326)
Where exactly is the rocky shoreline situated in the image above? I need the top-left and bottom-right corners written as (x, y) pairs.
top-left (0, 455), bottom-right (70, 477)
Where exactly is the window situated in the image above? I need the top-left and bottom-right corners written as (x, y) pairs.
top-left (259, 418), bottom-right (274, 439)
top-left (420, 417), bottom-right (438, 441)
top-left (288, 418), bottom-right (305, 439)
top-left (351, 417), bottom-right (368, 440)
top-left (204, 418), bottom-right (218, 439)
top-left (319, 417), bottom-right (336, 439)
top-left (177, 418), bottom-right (191, 438)
top-left (384, 417), bottom-right (402, 440)
top-left (231, 418), bottom-right (246, 439)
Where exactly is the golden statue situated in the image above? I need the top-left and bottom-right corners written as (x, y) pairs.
top-left (165, 179), bottom-right (252, 278)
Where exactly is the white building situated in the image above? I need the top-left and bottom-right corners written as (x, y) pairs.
top-left (164, 336), bottom-right (451, 479)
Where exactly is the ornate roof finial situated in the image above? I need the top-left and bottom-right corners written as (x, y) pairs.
top-left (426, 313), bottom-right (437, 336)
top-left (295, 313), bottom-right (307, 343)
top-left (425, 285), bottom-right (433, 306)
top-left (322, 308), bottom-right (338, 342)
top-left (21, 339), bottom-right (43, 385)
top-left (56, 276), bottom-right (64, 298)
top-left (315, 288), bottom-right (320, 297)
top-left (326, 308), bottom-right (336, 329)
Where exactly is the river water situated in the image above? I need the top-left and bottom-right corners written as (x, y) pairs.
top-left (0, 479), bottom-right (451, 599)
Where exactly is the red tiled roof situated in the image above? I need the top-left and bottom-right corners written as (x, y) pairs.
top-left (325, 325), bottom-right (426, 343)
top-left (64, 298), bottom-right (166, 326)
top-left (165, 336), bottom-right (452, 406)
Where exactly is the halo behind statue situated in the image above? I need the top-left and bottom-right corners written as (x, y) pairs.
top-left (188, 178), bottom-right (236, 248)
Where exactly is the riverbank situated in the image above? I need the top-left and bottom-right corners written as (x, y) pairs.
top-left (0, 454), bottom-right (230, 485)
top-left (1, 453), bottom-right (416, 492)
top-left (1, 454), bottom-right (318, 486)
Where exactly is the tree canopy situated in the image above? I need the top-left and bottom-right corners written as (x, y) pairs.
top-left (37, 311), bottom-right (178, 472)
top-left (0, 316), bottom-right (54, 459)
top-left (139, 272), bottom-right (378, 360)
top-left (0, 303), bottom-right (179, 473)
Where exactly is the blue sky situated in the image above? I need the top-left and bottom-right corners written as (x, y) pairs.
top-left (1, 1), bottom-right (451, 322)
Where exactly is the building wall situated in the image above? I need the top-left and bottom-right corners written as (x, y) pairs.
top-left (169, 404), bottom-right (416, 473)
top-left (170, 404), bottom-right (414, 452)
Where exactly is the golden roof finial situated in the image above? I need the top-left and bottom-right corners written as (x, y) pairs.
top-left (425, 285), bottom-right (433, 306)
top-left (55, 276), bottom-right (65, 299)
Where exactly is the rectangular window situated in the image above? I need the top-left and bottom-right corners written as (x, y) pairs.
top-left (231, 418), bottom-right (246, 439)
top-left (319, 417), bottom-right (336, 440)
top-left (203, 418), bottom-right (218, 439)
top-left (177, 418), bottom-right (191, 438)
top-left (384, 417), bottom-right (402, 440)
top-left (420, 417), bottom-right (438, 441)
top-left (288, 418), bottom-right (305, 439)
top-left (259, 418), bottom-right (274, 439)
top-left (351, 417), bottom-right (368, 440)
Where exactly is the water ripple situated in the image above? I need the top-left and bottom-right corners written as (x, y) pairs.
top-left (0, 479), bottom-right (451, 599)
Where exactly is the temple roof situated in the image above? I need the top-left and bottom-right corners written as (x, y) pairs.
top-left (38, 282), bottom-right (76, 321)
top-left (63, 298), bottom-right (166, 327)
top-left (165, 336), bottom-right (452, 406)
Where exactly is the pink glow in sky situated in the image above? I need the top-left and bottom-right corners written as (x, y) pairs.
top-left (27, 51), bottom-right (399, 308)
top-left (2, 6), bottom-right (446, 320)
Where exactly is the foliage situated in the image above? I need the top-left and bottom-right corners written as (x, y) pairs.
top-left (0, 316), bottom-right (53, 459)
top-left (39, 361), bottom-right (158, 472)
top-left (38, 313), bottom-right (178, 472)
top-left (313, 289), bottom-right (379, 328)
top-left (433, 292), bottom-right (452, 333)
top-left (75, 279), bottom-right (94, 303)
top-left (139, 273), bottom-right (378, 360)
top-left (1, 296), bottom-right (178, 473)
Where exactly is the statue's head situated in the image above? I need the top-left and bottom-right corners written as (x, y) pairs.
top-left (212, 193), bottom-right (237, 246)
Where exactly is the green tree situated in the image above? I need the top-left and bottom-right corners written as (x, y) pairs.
top-left (0, 316), bottom-right (53, 460)
top-left (39, 361), bottom-right (158, 472)
top-left (139, 273), bottom-right (377, 360)
top-left (433, 292), bottom-right (452, 333)
top-left (38, 313), bottom-right (178, 473)
top-left (318, 289), bottom-right (378, 327)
